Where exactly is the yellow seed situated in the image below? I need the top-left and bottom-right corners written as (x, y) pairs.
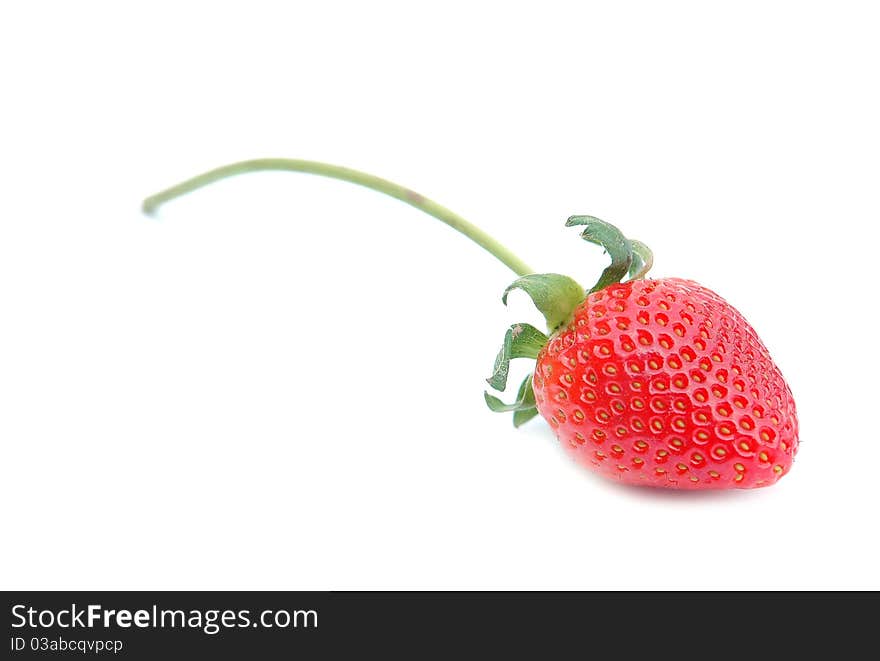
top-left (758, 451), bottom-right (769, 463)
top-left (773, 465), bottom-right (783, 474)
top-left (734, 463), bottom-right (745, 472)
top-left (708, 470), bottom-right (720, 478)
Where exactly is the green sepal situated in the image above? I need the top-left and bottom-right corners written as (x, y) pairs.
top-left (502, 273), bottom-right (585, 333)
top-left (566, 215), bottom-right (633, 293)
top-left (628, 239), bottom-right (654, 280)
top-left (484, 374), bottom-right (536, 413)
top-left (513, 406), bottom-right (539, 427)
top-left (486, 323), bottom-right (548, 391)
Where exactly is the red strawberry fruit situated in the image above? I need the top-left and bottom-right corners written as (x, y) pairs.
top-left (144, 159), bottom-right (798, 490)
top-left (532, 278), bottom-right (797, 489)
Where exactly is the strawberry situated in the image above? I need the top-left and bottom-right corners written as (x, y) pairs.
top-left (144, 159), bottom-right (798, 490)
top-left (482, 216), bottom-right (798, 489)
top-left (531, 278), bottom-right (798, 489)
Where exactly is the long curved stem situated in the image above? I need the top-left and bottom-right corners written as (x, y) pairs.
top-left (142, 158), bottom-right (533, 277)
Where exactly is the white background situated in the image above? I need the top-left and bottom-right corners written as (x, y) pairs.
top-left (1, 1), bottom-right (878, 590)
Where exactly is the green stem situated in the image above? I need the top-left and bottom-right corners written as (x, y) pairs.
top-left (142, 158), bottom-right (533, 277)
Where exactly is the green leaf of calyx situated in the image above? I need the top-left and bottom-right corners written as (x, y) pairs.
top-left (566, 215), bottom-right (633, 293)
top-left (628, 239), bottom-right (654, 280)
top-left (486, 323), bottom-right (548, 391)
top-left (502, 273), bottom-right (584, 334)
top-left (512, 406), bottom-right (539, 427)
top-left (484, 374), bottom-right (536, 413)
